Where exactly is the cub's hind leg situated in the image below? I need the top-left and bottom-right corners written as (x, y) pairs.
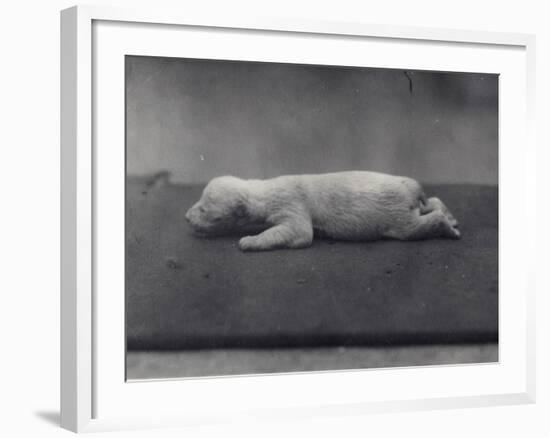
top-left (390, 209), bottom-right (460, 241)
top-left (420, 196), bottom-right (459, 228)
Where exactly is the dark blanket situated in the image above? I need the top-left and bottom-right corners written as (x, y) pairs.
top-left (126, 178), bottom-right (498, 350)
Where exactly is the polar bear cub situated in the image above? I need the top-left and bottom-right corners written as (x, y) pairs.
top-left (185, 171), bottom-right (460, 251)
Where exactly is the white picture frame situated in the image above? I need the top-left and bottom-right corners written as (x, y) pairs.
top-left (60, 4), bottom-right (536, 433)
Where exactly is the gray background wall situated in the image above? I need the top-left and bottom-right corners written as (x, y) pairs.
top-left (126, 56), bottom-right (498, 185)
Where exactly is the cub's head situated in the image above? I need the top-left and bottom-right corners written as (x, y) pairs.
top-left (185, 176), bottom-right (249, 234)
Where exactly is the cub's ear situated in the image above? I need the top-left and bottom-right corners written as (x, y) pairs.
top-left (233, 200), bottom-right (248, 219)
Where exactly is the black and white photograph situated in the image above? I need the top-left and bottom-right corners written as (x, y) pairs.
top-left (125, 55), bottom-right (498, 380)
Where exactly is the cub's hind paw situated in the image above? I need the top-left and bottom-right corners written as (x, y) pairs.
top-left (450, 226), bottom-right (461, 239)
top-left (439, 215), bottom-right (461, 240)
top-left (447, 222), bottom-right (461, 239)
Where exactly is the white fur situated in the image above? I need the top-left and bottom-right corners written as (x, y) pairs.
top-left (185, 171), bottom-right (460, 251)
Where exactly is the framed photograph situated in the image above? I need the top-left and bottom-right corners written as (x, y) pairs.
top-left (61, 5), bottom-right (536, 433)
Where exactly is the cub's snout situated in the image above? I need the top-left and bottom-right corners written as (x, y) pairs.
top-left (185, 176), bottom-right (250, 234)
top-left (185, 202), bottom-right (213, 233)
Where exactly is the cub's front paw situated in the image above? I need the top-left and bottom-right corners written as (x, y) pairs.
top-left (239, 236), bottom-right (259, 251)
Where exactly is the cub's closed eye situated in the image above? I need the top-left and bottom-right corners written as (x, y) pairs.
top-left (199, 206), bottom-right (205, 213)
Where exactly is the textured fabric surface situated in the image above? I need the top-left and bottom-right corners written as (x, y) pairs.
top-left (126, 178), bottom-right (498, 350)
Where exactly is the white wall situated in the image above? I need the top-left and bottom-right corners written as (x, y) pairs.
top-left (0, 1), bottom-right (548, 437)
